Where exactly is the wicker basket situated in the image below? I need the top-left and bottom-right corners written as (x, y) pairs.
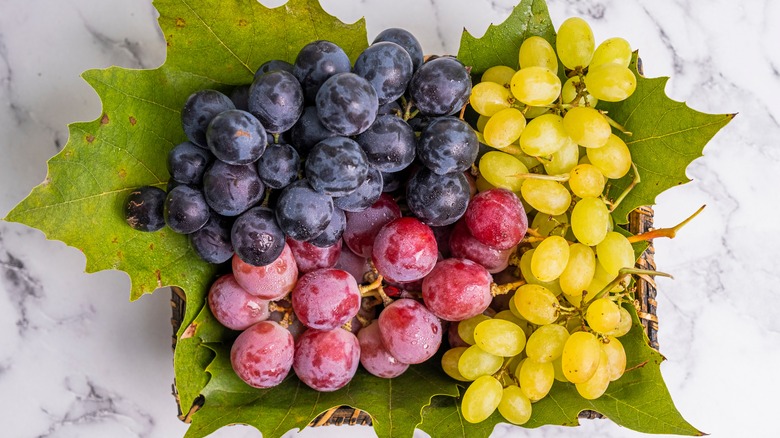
top-left (170, 206), bottom-right (659, 427)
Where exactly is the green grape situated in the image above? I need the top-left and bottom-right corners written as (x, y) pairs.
top-left (543, 137), bottom-right (580, 175)
top-left (477, 114), bottom-right (490, 132)
top-left (520, 179), bottom-right (571, 216)
top-left (561, 331), bottom-right (601, 384)
top-left (596, 231), bottom-right (635, 275)
top-left (519, 249), bottom-right (564, 295)
top-left (585, 298), bottom-right (622, 334)
top-left (442, 347), bottom-right (471, 381)
top-left (498, 385), bottom-right (532, 425)
top-left (561, 76), bottom-right (598, 107)
top-left (575, 349), bottom-right (610, 399)
top-left (458, 345), bottom-right (504, 381)
top-left (494, 310), bottom-right (531, 338)
top-left (562, 107), bottom-right (611, 148)
top-left (570, 197), bottom-right (610, 246)
top-left (462, 375), bottom-right (503, 423)
top-left (585, 63), bottom-right (637, 102)
top-left (513, 284), bottom-right (560, 325)
top-left (474, 318), bottom-right (527, 357)
top-left (530, 212), bottom-right (570, 243)
top-left (552, 356), bottom-right (568, 382)
top-left (531, 236), bottom-right (570, 282)
top-left (516, 358), bottom-right (554, 401)
top-left (585, 260), bottom-right (618, 297)
top-left (591, 37), bottom-right (632, 68)
top-left (518, 36), bottom-right (558, 73)
top-left (608, 306), bottom-right (633, 337)
top-left (510, 67), bottom-right (562, 106)
top-left (569, 164), bottom-right (606, 198)
top-left (524, 106), bottom-right (551, 119)
top-left (481, 65), bottom-right (516, 87)
top-left (483, 108), bottom-right (527, 149)
top-left (556, 17), bottom-right (595, 69)
top-left (470, 82), bottom-right (513, 116)
top-left (479, 151), bottom-right (528, 192)
top-left (511, 150), bottom-right (542, 171)
top-left (586, 134), bottom-right (632, 179)
top-left (525, 324), bottom-right (570, 362)
top-left (602, 336), bottom-right (626, 381)
top-left (518, 114), bottom-right (569, 157)
top-left (458, 314), bottom-right (491, 345)
top-left (559, 243), bottom-right (596, 297)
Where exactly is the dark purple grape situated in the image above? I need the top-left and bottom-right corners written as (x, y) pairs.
top-left (293, 40), bottom-right (351, 102)
top-left (406, 167), bottom-right (469, 227)
top-left (315, 73), bottom-right (378, 136)
top-left (333, 167), bottom-right (383, 212)
top-left (377, 100), bottom-right (402, 116)
top-left (306, 136), bottom-right (369, 197)
top-left (167, 141), bottom-right (213, 185)
top-left (308, 207), bottom-right (345, 248)
top-left (206, 109), bottom-right (267, 165)
top-left (164, 185), bottom-right (210, 234)
top-left (231, 321), bottom-right (294, 388)
top-left (409, 57), bottom-right (472, 116)
top-left (407, 114), bottom-right (433, 132)
top-left (353, 42), bottom-right (413, 105)
top-left (254, 59), bottom-right (294, 80)
top-left (417, 117), bottom-right (479, 175)
top-left (166, 179), bottom-right (185, 192)
top-left (290, 106), bottom-right (337, 157)
top-left (208, 274), bottom-right (269, 330)
top-left (373, 28), bottom-right (424, 71)
top-left (248, 70), bottom-right (304, 134)
top-left (381, 171), bottom-right (402, 193)
top-left (124, 186), bottom-right (166, 232)
top-left (202, 161), bottom-right (264, 216)
top-left (181, 89), bottom-right (235, 148)
top-left (355, 115), bottom-right (416, 172)
top-left (275, 179), bottom-right (333, 241)
top-left (230, 85), bottom-right (251, 111)
top-left (293, 328), bottom-right (360, 392)
top-left (256, 142), bottom-right (300, 189)
top-left (190, 214), bottom-right (234, 264)
top-left (231, 206), bottom-right (286, 267)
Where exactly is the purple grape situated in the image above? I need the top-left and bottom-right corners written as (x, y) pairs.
top-left (343, 194), bottom-right (401, 257)
top-left (256, 142), bottom-right (300, 189)
top-left (353, 42), bottom-right (413, 105)
top-left (231, 206), bottom-right (285, 267)
top-left (208, 274), bottom-right (269, 330)
top-left (306, 136), bottom-right (369, 197)
top-left (334, 246), bottom-right (371, 283)
top-left (417, 117), bottom-right (478, 175)
top-left (182, 89), bottom-right (235, 148)
top-left (308, 207), bottom-right (346, 248)
top-left (164, 185), bottom-right (210, 234)
top-left (333, 167), bottom-right (383, 212)
top-left (275, 179), bottom-right (334, 241)
top-left (167, 141), bottom-right (213, 185)
top-left (409, 57), bottom-right (472, 116)
top-left (124, 186), bottom-right (166, 232)
top-left (357, 322), bottom-right (409, 378)
top-left (286, 237), bottom-right (342, 274)
top-left (294, 328), bottom-right (360, 392)
top-left (372, 217), bottom-right (438, 283)
top-left (292, 268), bottom-right (360, 330)
top-left (232, 243), bottom-right (298, 300)
top-left (378, 298), bottom-right (442, 364)
top-left (377, 100), bottom-right (402, 116)
top-left (206, 109), bottom-right (267, 165)
top-left (406, 167), bottom-right (470, 227)
top-left (381, 171), bottom-right (402, 193)
top-left (248, 70), bottom-right (304, 133)
top-left (190, 214), bottom-right (234, 264)
top-left (202, 161), bottom-right (264, 216)
top-left (315, 73), bottom-right (379, 136)
top-left (231, 321), bottom-right (294, 388)
top-left (293, 40), bottom-right (351, 102)
top-left (373, 28), bottom-right (424, 71)
top-left (290, 106), bottom-right (337, 157)
top-left (355, 115), bottom-right (416, 173)
top-left (422, 258), bottom-right (492, 321)
top-left (255, 59), bottom-right (294, 79)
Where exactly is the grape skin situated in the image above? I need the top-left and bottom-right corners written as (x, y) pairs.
top-left (248, 70), bottom-right (304, 133)
top-left (232, 243), bottom-right (298, 300)
top-left (206, 109), bottom-right (267, 165)
top-left (164, 185), bottom-right (210, 234)
top-left (167, 141), bottom-right (213, 185)
top-left (353, 42), bottom-right (413, 105)
top-left (449, 220), bottom-right (512, 274)
top-left (422, 258), bottom-right (492, 321)
top-left (293, 328), bottom-right (360, 392)
top-left (231, 321), bottom-right (294, 388)
top-left (275, 179), bottom-right (334, 241)
top-left (307, 207), bottom-right (346, 248)
top-left (289, 106), bottom-right (337, 157)
top-left (406, 168), bottom-right (470, 227)
top-left (315, 73), bottom-right (379, 136)
top-left (202, 161), bottom-right (265, 217)
top-left (256, 142), bottom-right (300, 190)
top-left (373, 28), bottom-right (424, 71)
top-left (286, 237), bottom-right (341, 274)
top-left (231, 206), bottom-right (286, 267)
top-left (355, 115), bottom-right (416, 173)
top-left (181, 89), bottom-right (236, 148)
top-left (208, 274), bottom-right (269, 330)
top-left (357, 322), bottom-right (409, 378)
top-left (124, 186), bottom-right (166, 232)
top-left (333, 167), bottom-right (384, 213)
top-left (417, 117), bottom-right (479, 175)
top-left (465, 188), bottom-right (527, 250)
top-left (306, 136), bottom-right (369, 197)
top-left (190, 214), bottom-right (234, 264)
top-left (343, 194), bottom-right (401, 257)
top-left (378, 298), bottom-right (442, 364)
top-left (293, 40), bottom-right (351, 102)
top-left (292, 268), bottom-right (361, 330)
top-left (409, 57), bottom-right (472, 116)
top-left (372, 217), bottom-right (438, 283)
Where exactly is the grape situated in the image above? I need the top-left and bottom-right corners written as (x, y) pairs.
top-left (542, 137), bottom-right (579, 175)
top-left (377, 100), bottom-right (402, 116)
top-left (275, 179), bottom-right (334, 241)
top-left (372, 217), bottom-right (438, 282)
top-left (516, 358), bottom-right (554, 401)
top-left (230, 85), bottom-right (250, 111)
top-left (602, 336), bottom-right (627, 381)
top-left (422, 258), bottom-right (492, 321)
top-left (559, 243), bottom-right (597, 297)
top-left (561, 76), bottom-right (598, 107)
top-left (256, 142), bottom-right (300, 190)
top-left (518, 36), bottom-right (558, 72)
top-left (292, 268), bottom-right (360, 330)
top-left (353, 42), bottom-right (413, 105)
top-left (464, 188), bottom-right (526, 250)
top-left (406, 168), bottom-right (470, 227)
top-left (510, 67), bottom-right (561, 106)
top-left (208, 274), bottom-right (269, 330)
top-left (232, 243), bottom-right (298, 300)
top-left (409, 57), bottom-right (472, 116)
top-left (458, 345), bottom-right (503, 380)
top-left (308, 207), bottom-right (346, 248)
top-left (293, 328), bottom-right (360, 392)
top-left (289, 106), bottom-right (337, 157)
top-left (498, 385), bottom-right (532, 425)
top-left (286, 237), bottom-right (341, 274)
top-left (231, 321), bottom-right (294, 388)
top-left (206, 109), bottom-right (267, 165)
top-left (355, 115), bottom-right (416, 173)
top-left (570, 197), bottom-right (610, 246)
top-left (202, 161), bottom-right (265, 216)
top-left (167, 141), bottom-right (213, 185)
top-left (247, 71), bottom-right (304, 134)
top-left (358, 322), bottom-right (409, 378)
top-left (609, 306), bottom-right (633, 337)
top-left (343, 194), bottom-right (401, 257)
top-left (124, 186), bottom-right (166, 232)
top-left (563, 107), bottom-right (611, 148)
top-left (481, 65), bottom-right (515, 87)
top-left (483, 108), bottom-right (526, 149)
top-left (520, 179), bottom-right (571, 216)
top-left (585, 63), bottom-right (637, 102)
top-left (229, 206), bottom-right (285, 266)
top-left (596, 231), bottom-right (635, 275)
top-left (519, 248), bottom-right (564, 295)
top-left (378, 298), bottom-right (442, 364)
top-left (531, 212), bottom-right (570, 242)
top-left (164, 185), bottom-right (210, 234)
top-left (519, 113), bottom-right (569, 157)
top-left (474, 319), bottom-right (526, 357)
top-left (525, 324), bottom-right (569, 363)
top-left (582, 261), bottom-right (618, 302)
top-left (181, 89), bottom-right (235, 148)
top-left (569, 164), bottom-right (606, 198)
top-left (417, 117), bottom-right (479, 174)
top-left (575, 349), bottom-right (610, 399)
top-left (190, 214), bottom-right (234, 263)
top-left (561, 331), bottom-right (602, 384)
top-left (513, 284), bottom-right (559, 325)
top-left (531, 236), bottom-right (570, 282)
top-left (478, 151), bottom-right (527, 192)
top-left (585, 298), bottom-right (622, 334)
top-left (442, 347), bottom-right (470, 381)
top-left (591, 37), bottom-right (632, 69)
top-left (334, 246), bottom-right (371, 283)
top-left (586, 134), bottom-right (632, 179)
top-left (552, 357), bottom-right (568, 382)
top-left (461, 375), bottom-right (503, 423)
top-left (333, 167), bottom-right (383, 213)
top-left (373, 28), bottom-right (424, 71)
top-left (293, 40), bottom-right (351, 102)
top-left (255, 59), bottom-right (294, 78)
top-left (458, 314), bottom-right (490, 345)
top-left (556, 17), bottom-right (595, 69)
top-left (449, 221), bottom-right (511, 273)
top-left (469, 82), bottom-right (512, 116)
top-left (316, 73), bottom-right (379, 136)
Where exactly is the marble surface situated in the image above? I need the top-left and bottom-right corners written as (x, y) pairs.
top-left (0, 0), bottom-right (778, 437)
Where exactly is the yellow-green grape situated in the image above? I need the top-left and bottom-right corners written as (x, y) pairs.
top-left (520, 179), bottom-right (571, 216)
top-left (442, 347), bottom-right (471, 381)
top-left (596, 231), bottom-right (635, 275)
top-left (498, 385), bottom-right (533, 425)
top-left (543, 137), bottom-right (579, 175)
top-left (562, 107), bottom-right (611, 148)
top-left (524, 106), bottom-right (551, 119)
top-left (519, 114), bottom-right (569, 157)
top-left (519, 249), bottom-right (564, 295)
top-left (470, 82), bottom-right (513, 116)
top-left (570, 197), bottom-right (610, 246)
top-left (552, 356), bottom-right (568, 382)
top-left (462, 375), bottom-right (504, 423)
top-left (458, 314), bottom-right (491, 345)
top-left (585, 261), bottom-right (618, 297)
top-left (531, 212), bottom-right (570, 242)
top-left (519, 36), bottom-right (558, 73)
top-left (477, 114), bottom-right (490, 132)
top-left (474, 319), bottom-right (527, 357)
top-left (481, 65), bottom-right (516, 87)
top-left (531, 236), bottom-right (570, 282)
top-left (575, 349), bottom-right (610, 399)
top-left (516, 358), bottom-right (555, 401)
top-left (561, 76), bottom-right (598, 107)
top-left (479, 151), bottom-right (528, 192)
top-left (559, 243), bottom-right (596, 297)
top-left (483, 108), bottom-right (527, 149)
top-left (585, 63), bottom-right (637, 102)
top-left (512, 150), bottom-right (542, 171)
top-left (561, 331), bottom-right (602, 384)
top-left (586, 134), bottom-right (632, 179)
top-left (510, 67), bottom-right (562, 106)
top-left (556, 17), bottom-right (595, 69)
top-left (569, 164), bottom-right (606, 198)
top-left (494, 309), bottom-right (530, 336)
top-left (458, 345), bottom-right (504, 381)
top-left (585, 298), bottom-right (622, 334)
top-left (525, 324), bottom-right (570, 362)
top-left (608, 306), bottom-right (633, 337)
top-left (591, 37), bottom-right (632, 69)
top-left (513, 284), bottom-right (560, 325)
top-left (602, 336), bottom-right (627, 381)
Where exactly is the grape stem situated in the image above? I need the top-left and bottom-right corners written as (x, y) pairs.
top-left (601, 112), bottom-right (632, 135)
top-left (607, 163), bottom-right (640, 212)
top-left (592, 268), bottom-right (674, 303)
top-left (491, 280), bottom-right (526, 296)
top-left (359, 275), bottom-right (394, 306)
top-left (627, 205), bottom-right (706, 243)
top-left (513, 172), bottom-right (570, 182)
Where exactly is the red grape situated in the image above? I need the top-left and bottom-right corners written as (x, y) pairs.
top-left (286, 237), bottom-right (342, 274)
top-left (343, 194), bottom-right (401, 257)
top-left (372, 217), bottom-right (438, 282)
top-left (231, 321), bottom-right (294, 388)
top-left (232, 242), bottom-right (298, 300)
top-left (449, 219), bottom-right (511, 273)
top-left (422, 258), bottom-right (492, 321)
top-left (464, 188), bottom-right (527, 250)
top-left (293, 328), bottom-right (360, 392)
top-left (208, 274), bottom-right (269, 330)
top-left (334, 244), bottom-right (371, 283)
top-left (378, 298), bottom-right (442, 364)
top-left (291, 268), bottom-right (361, 330)
top-left (357, 322), bottom-right (409, 378)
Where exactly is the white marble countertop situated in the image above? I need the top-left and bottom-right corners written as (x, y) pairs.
top-left (1, 0), bottom-right (778, 437)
